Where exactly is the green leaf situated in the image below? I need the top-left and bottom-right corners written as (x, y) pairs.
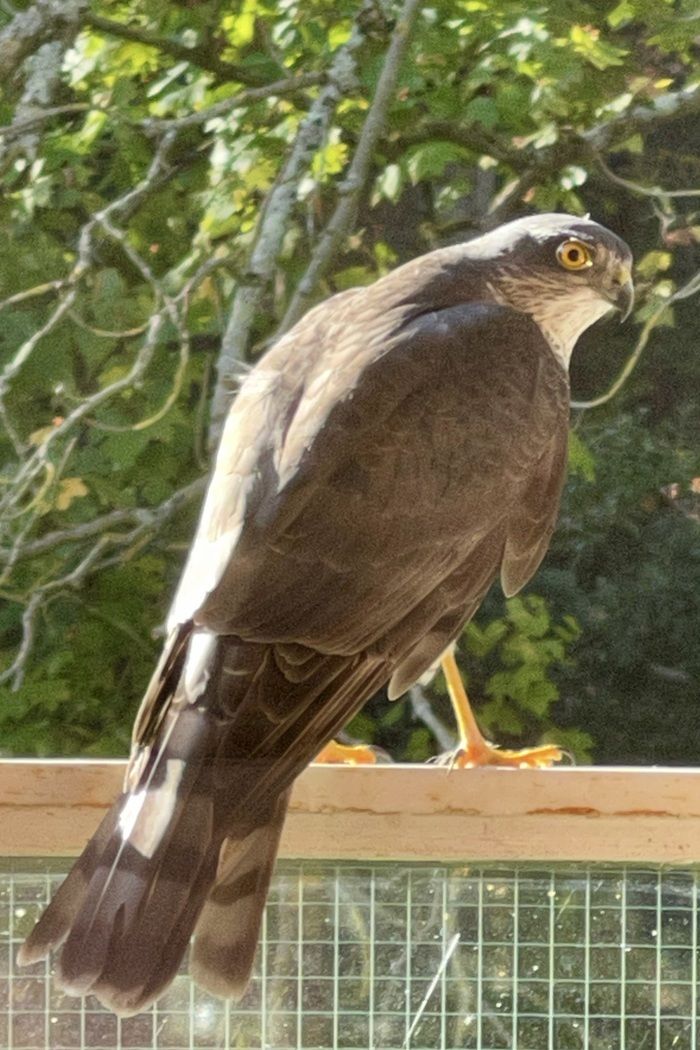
top-left (568, 431), bottom-right (596, 482)
top-left (374, 164), bottom-right (403, 203)
top-left (544, 727), bottom-right (594, 763)
top-left (636, 250), bottom-right (673, 278)
top-left (464, 96), bottom-right (499, 129)
top-left (464, 619), bottom-right (509, 658)
top-left (311, 130), bottom-right (349, 180)
top-left (569, 24), bottom-right (627, 69)
top-left (406, 142), bottom-right (470, 184)
top-left (607, 0), bottom-right (635, 28)
top-left (223, 7), bottom-right (257, 48)
top-left (560, 164), bottom-right (588, 190)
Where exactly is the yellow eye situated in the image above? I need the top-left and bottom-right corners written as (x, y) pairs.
top-left (556, 239), bottom-right (593, 271)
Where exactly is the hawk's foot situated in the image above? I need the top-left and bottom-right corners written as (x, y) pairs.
top-left (314, 740), bottom-right (379, 765)
top-left (439, 647), bottom-right (564, 769)
top-left (444, 738), bottom-right (563, 769)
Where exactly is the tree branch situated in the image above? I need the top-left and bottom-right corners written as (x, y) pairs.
top-left (409, 684), bottom-right (456, 751)
top-left (0, 591), bottom-right (42, 690)
top-left (0, 477), bottom-right (206, 563)
top-left (0, 133), bottom-right (187, 523)
top-left (398, 84), bottom-right (700, 226)
top-left (0, 278), bottom-right (69, 312)
top-left (84, 12), bottom-right (289, 87)
top-left (141, 72), bottom-right (325, 136)
top-left (395, 118), bottom-right (521, 167)
top-left (207, 3), bottom-right (374, 441)
top-left (0, 130), bottom-right (176, 408)
top-left (591, 147), bottom-right (700, 200)
top-left (0, 102), bottom-right (89, 144)
top-left (0, 286), bottom-right (79, 398)
top-left (0, 476), bottom-right (207, 687)
top-left (0, 0), bottom-right (86, 83)
top-left (279, 0), bottom-right (424, 331)
top-left (583, 82), bottom-right (700, 152)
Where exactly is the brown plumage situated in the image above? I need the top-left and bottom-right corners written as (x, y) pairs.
top-left (20, 213), bottom-right (633, 1015)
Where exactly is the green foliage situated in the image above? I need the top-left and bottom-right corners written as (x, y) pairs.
top-left (457, 597), bottom-right (590, 761)
top-left (539, 411), bottom-right (700, 765)
top-left (477, 597), bottom-right (579, 721)
top-left (0, 0), bottom-right (698, 765)
top-left (567, 431), bottom-right (597, 482)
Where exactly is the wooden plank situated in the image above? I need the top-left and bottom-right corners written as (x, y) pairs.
top-left (1, 760), bottom-right (700, 863)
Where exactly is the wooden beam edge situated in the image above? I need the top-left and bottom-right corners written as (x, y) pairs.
top-left (1, 760), bottom-right (700, 863)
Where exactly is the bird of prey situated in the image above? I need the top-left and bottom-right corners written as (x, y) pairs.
top-left (20, 213), bottom-right (633, 1015)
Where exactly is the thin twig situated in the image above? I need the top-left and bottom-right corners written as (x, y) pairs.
top-left (396, 118), bottom-right (520, 166)
top-left (0, 132), bottom-right (175, 406)
top-left (67, 310), bottom-right (149, 340)
top-left (593, 149), bottom-right (700, 200)
top-left (0, 309), bottom-right (164, 523)
top-left (0, 102), bottom-right (90, 141)
top-left (0, 504), bottom-right (40, 586)
top-left (0, 478), bottom-right (206, 563)
top-left (0, 591), bottom-right (42, 689)
top-left (280, 0), bottom-right (424, 331)
top-left (0, 278), bottom-right (72, 312)
top-left (0, 133), bottom-right (183, 522)
top-left (0, 400), bottom-right (25, 458)
top-left (0, 289), bottom-right (80, 396)
top-left (84, 12), bottom-right (288, 87)
top-left (208, 2), bottom-right (373, 439)
top-left (572, 266), bottom-right (700, 410)
top-left (0, 477), bottom-right (206, 684)
top-left (583, 82), bottom-right (700, 152)
top-left (409, 684), bottom-right (457, 751)
top-left (141, 73), bottom-right (326, 136)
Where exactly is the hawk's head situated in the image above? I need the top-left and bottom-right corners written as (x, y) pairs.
top-left (474, 213), bottom-right (634, 365)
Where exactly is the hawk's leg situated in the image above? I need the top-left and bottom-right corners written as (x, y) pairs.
top-left (313, 740), bottom-right (378, 765)
top-left (441, 648), bottom-right (563, 768)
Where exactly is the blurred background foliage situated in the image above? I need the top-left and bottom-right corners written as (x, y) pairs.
top-left (0, 0), bottom-right (697, 763)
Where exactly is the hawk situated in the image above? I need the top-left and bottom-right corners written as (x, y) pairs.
top-left (21, 213), bottom-right (633, 1014)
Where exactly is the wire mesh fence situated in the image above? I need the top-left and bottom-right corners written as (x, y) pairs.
top-left (1, 858), bottom-right (698, 1049)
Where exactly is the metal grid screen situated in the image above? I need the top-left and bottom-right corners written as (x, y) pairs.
top-left (1, 859), bottom-right (697, 1049)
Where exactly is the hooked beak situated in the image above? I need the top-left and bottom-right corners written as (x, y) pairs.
top-left (606, 265), bottom-right (634, 322)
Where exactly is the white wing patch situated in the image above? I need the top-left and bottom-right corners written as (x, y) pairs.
top-left (119, 758), bottom-right (186, 858)
top-left (183, 630), bottom-right (217, 701)
top-left (168, 530), bottom-right (243, 631)
top-left (167, 370), bottom-right (283, 631)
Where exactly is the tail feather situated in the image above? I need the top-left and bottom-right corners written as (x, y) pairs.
top-left (20, 625), bottom-right (384, 1015)
top-left (17, 801), bottom-right (122, 968)
top-left (89, 840), bottom-right (221, 1016)
top-left (191, 789), bottom-right (291, 999)
top-left (90, 791), bottom-right (217, 1011)
top-left (55, 703), bottom-right (219, 1012)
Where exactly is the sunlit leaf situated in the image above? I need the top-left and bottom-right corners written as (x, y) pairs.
top-left (636, 250), bottom-right (673, 278)
top-left (54, 477), bottom-right (89, 512)
top-left (568, 431), bottom-right (596, 482)
top-left (570, 24), bottom-right (627, 69)
top-left (374, 163), bottom-right (403, 203)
